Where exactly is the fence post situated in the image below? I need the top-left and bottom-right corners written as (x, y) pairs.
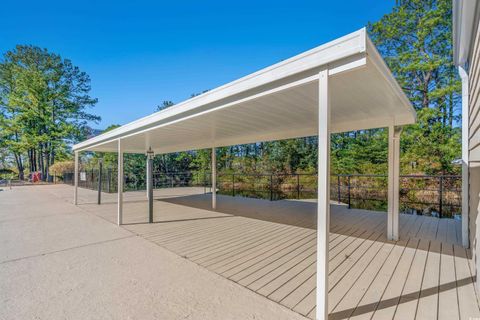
top-left (347, 175), bottom-right (351, 209)
top-left (439, 176), bottom-right (443, 218)
top-left (232, 174), bottom-right (235, 197)
top-left (337, 175), bottom-right (341, 204)
top-left (97, 160), bottom-right (103, 205)
top-left (297, 174), bottom-right (300, 199)
top-left (107, 168), bottom-right (111, 193)
top-left (270, 174), bottom-right (273, 201)
top-left (204, 171), bottom-right (206, 194)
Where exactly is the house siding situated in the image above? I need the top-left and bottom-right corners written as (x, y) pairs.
top-left (471, 18), bottom-right (480, 162)
top-left (468, 17), bottom-right (480, 299)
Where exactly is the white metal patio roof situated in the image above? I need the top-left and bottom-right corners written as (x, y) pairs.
top-left (73, 28), bottom-right (416, 154)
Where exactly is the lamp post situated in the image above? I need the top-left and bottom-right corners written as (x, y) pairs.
top-left (146, 147), bottom-right (155, 223)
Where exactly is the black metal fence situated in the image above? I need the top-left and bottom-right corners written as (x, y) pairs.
top-left (63, 170), bottom-right (204, 193)
top-left (62, 170), bottom-right (461, 219)
top-left (329, 174), bottom-right (461, 219)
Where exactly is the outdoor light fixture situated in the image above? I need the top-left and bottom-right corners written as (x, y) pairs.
top-left (146, 146), bottom-right (155, 159)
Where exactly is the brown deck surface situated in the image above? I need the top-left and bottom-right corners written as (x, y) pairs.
top-left (59, 186), bottom-right (479, 320)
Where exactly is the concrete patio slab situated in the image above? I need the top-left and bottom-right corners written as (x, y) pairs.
top-left (0, 185), bottom-right (307, 320)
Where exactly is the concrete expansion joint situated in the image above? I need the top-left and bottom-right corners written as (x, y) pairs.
top-left (0, 235), bottom-right (136, 265)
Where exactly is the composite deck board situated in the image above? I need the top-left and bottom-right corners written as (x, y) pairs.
top-left (370, 238), bottom-right (420, 320)
top-left (415, 240), bottom-right (441, 320)
top-left (147, 217), bottom-right (251, 244)
top-left (454, 245), bottom-right (480, 319)
top-left (180, 222), bottom-right (288, 258)
top-left (255, 249), bottom-right (316, 297)
top-left (329, 239), bottom-right (396, 320)
top-left (198, 225), bottom-right (298, 267)
top-left (447, 219), bottom-right (458, 245)
top-left (243, 241), bottom-right (317, 291)
top-left (200, 227), bottom-right (304, 269)
top-left (393, 238), bottom-right (430, 320)
top-left (438, 243), bottom-right (460, 320)
top-left (436, 218), bottom-right (448, 243)
top-left (219, 231), bottom-right (315, 278)
top-left (348, 239), bottom-right (410, 320)
top-left (329, 233), bottom-right (386, 313)
top-left (329, 232), bottom-right (385, 286)
top-left (70, 189), bottom-right (478, 320)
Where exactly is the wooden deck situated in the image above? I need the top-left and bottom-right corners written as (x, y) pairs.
top-left (66, 186), bottom-right (479, 319)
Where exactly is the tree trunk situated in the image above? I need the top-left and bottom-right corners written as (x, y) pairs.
top-left (32, 148), bottom-right (37, 172)
top-left (38, 144), bottom-right (44, 180)
top-left (13, 152), bottom-right (25, 180)
top-left (45, 149), bottom-right (50, 182)
top-left (28, 149), bottom-right (33, 172)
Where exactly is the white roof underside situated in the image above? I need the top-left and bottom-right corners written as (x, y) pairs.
top-left (74, 28), bottom-right (415, 154)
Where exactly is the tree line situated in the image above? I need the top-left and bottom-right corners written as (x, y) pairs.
top-left (0, 46), bottom-right (99, 180)
top-left (1, 0), bottom-right (461, 181)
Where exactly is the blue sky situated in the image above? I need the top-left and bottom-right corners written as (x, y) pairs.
top-left (0, 0), bottom-right (394, 129)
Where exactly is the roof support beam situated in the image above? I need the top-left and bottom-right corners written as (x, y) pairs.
top-left (74, 151), bottom-right (79, 205)
top-left (387, 126), bottom-right (401, 241)
top-left (117, 139), bottom-right (124, 226)
top-left (316, 68), bottom-right (330, 320)
top-left (147, 151), bottom-right (154, 223)
top-left (212, 147), bottom-right (217, 210)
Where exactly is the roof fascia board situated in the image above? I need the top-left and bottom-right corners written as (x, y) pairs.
top-left (332, 114), bottom-right (415, 134)
top-left (86, 113), bottom-right (414, 154)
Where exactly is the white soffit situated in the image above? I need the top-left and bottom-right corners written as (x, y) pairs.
top-left (74, 28), bottom-right (416, 154)
top-left (453, 0), bottom-right (480, 66)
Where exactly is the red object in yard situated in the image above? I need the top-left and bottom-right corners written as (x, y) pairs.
top-left (32, 172), bottom-right (41, 183)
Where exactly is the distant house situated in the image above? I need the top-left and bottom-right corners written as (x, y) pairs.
top-left (453, 0), bottom-right (480, 296)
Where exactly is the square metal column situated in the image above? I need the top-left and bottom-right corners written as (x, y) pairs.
top-left (387, 126), bottom-right (401, 241)
top-left (117, 139), bottom-right (124, 226)
top-left (74, 151), bottom-right (79, 205)
top-left (316, 69), bottom-right (330, 320)
top-left (212, 147), bottom-right (217, 210)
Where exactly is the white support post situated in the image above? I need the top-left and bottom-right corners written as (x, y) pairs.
top-left (316, 68), bottom-right (330, 320)
top-left (117, 139), bottom-right (124, 226)
top-left (459, 66), bottom-right (470, 248)
top-left (212, 147), bottom-right (217, 210)
top-left (74, 151), bottom-right (79, 205)
top-left (387, 126), bottom-right (401, 241)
